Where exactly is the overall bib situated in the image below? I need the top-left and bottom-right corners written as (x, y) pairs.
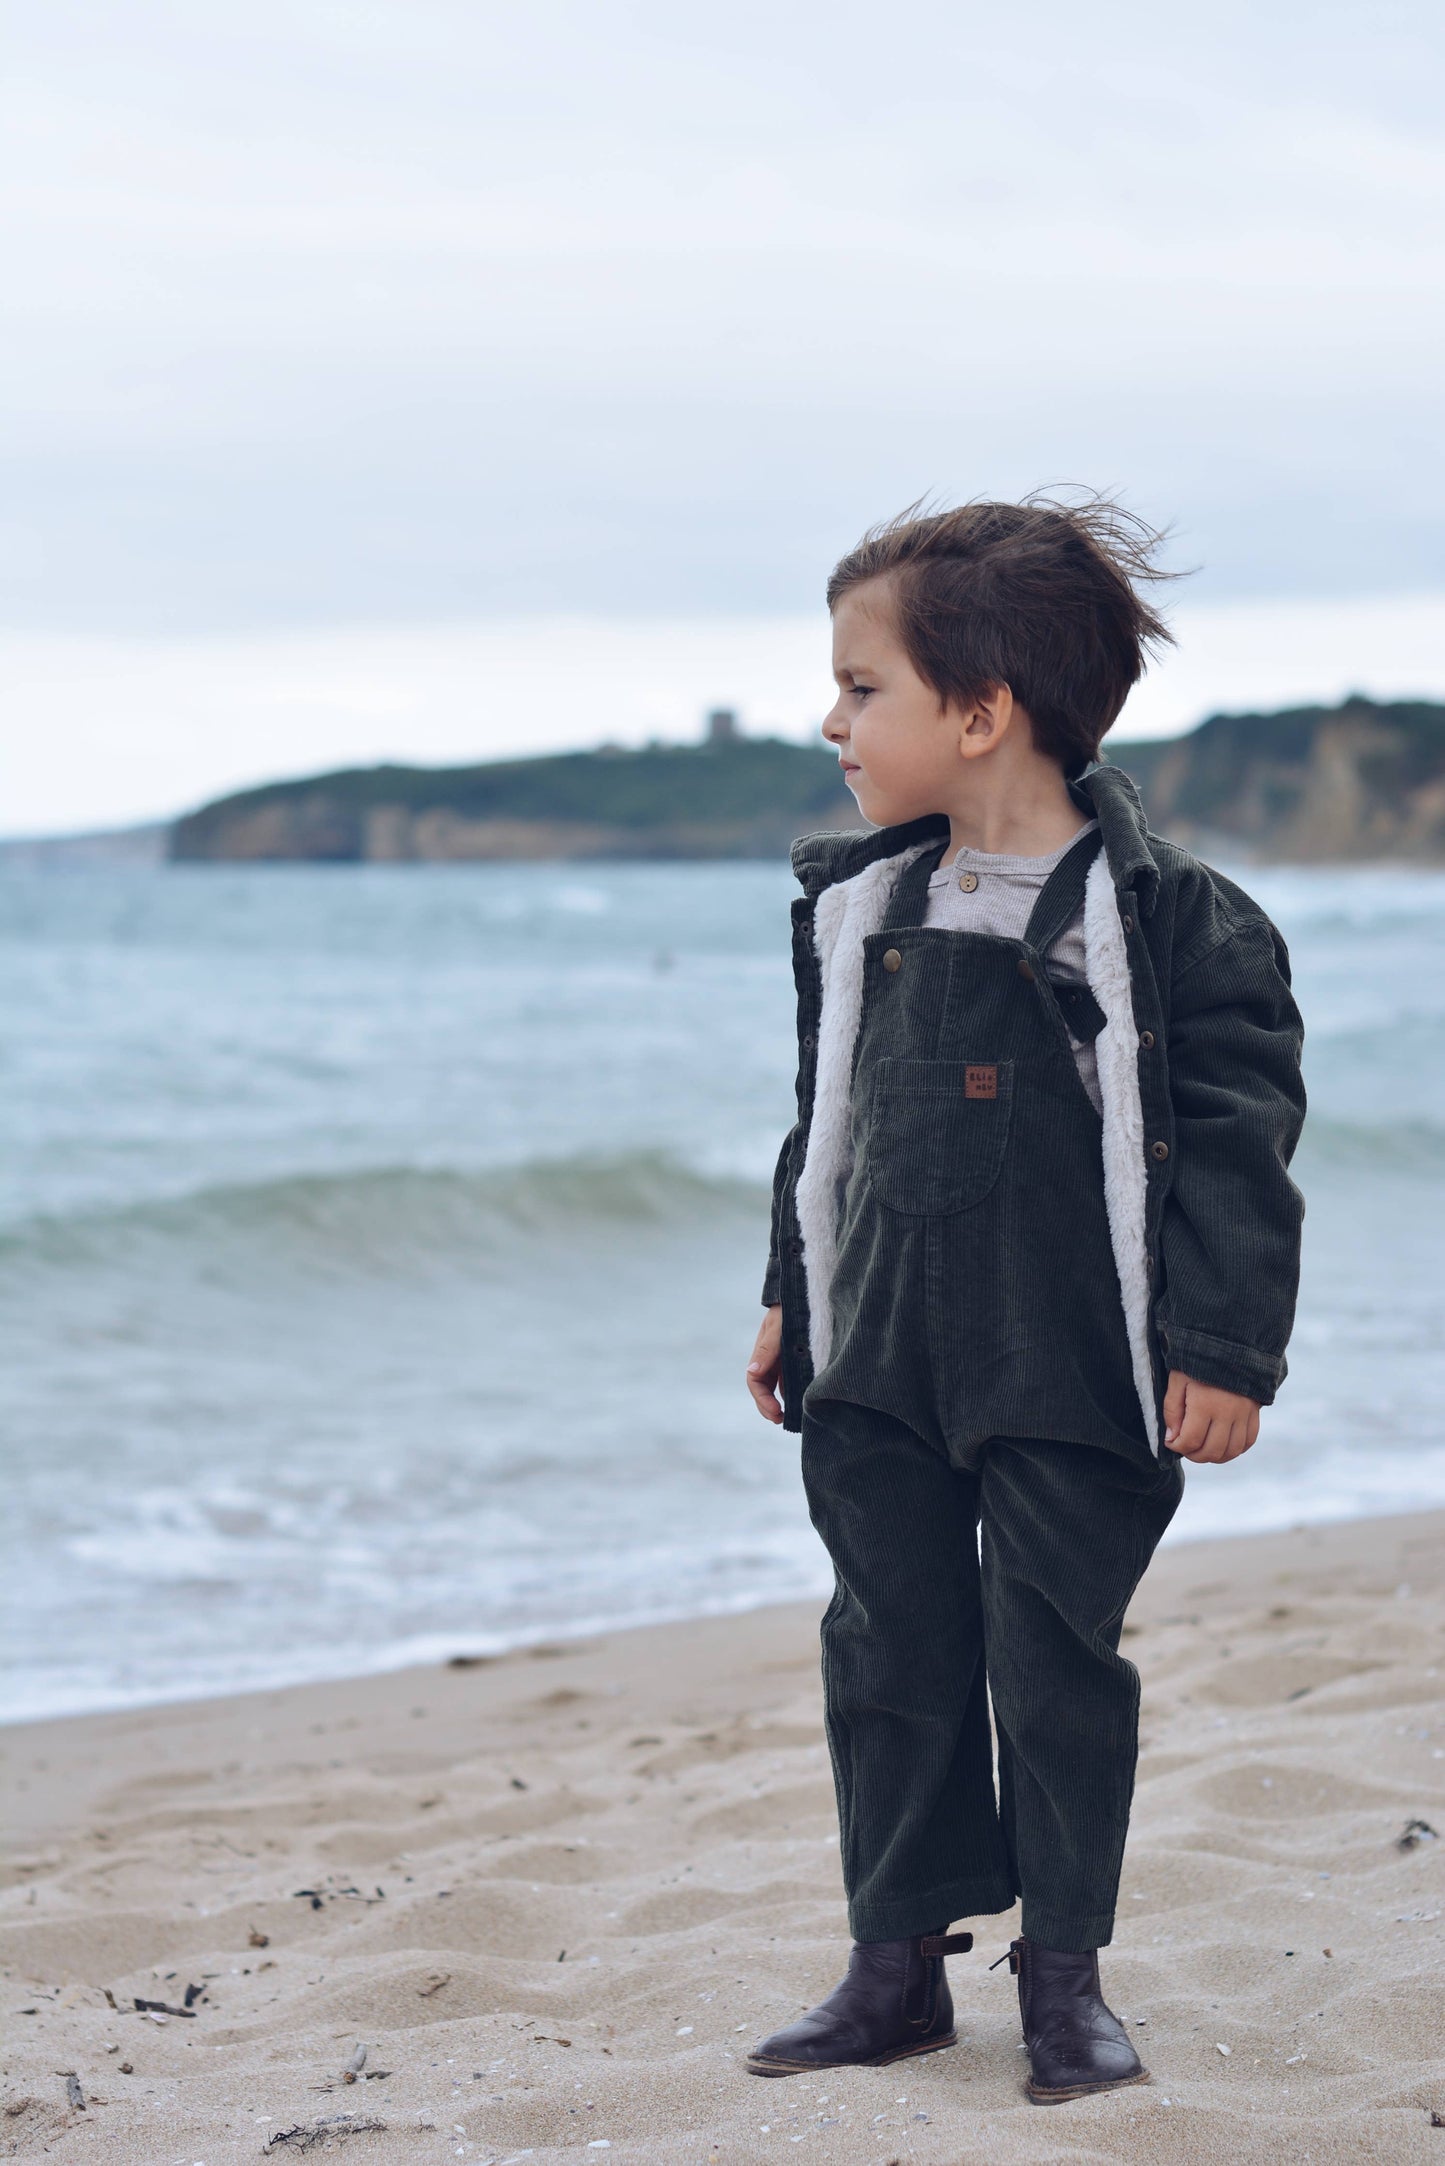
top-left (800, 834), bottom-right (1184, 1950)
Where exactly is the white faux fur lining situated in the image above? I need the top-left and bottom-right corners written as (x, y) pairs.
top-left (1082, 849), bottom-right (1160, 1452)
top-left (795, 837), bottom-right (1159, 1451)
top-left (794, 846), bottom-right (931, 1370)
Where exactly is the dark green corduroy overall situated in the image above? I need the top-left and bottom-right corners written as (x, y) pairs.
top-left (801, 833), bottom-right (1184, 1951)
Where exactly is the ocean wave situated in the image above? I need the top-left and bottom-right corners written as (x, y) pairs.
top-left (1304, 1010), bottom-right (1445, 1053)
top-left (6, 1117), bottom-right (1443, 1279)
top-left (0, 1150), bottom-right (770, 1277)
top-left (1294, 1115), bottom-right (1445, 1172)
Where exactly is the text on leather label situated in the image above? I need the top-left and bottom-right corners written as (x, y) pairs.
top-left (965, 1065), bottom-right (998, 1100)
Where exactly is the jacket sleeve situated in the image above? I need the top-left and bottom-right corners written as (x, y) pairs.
top-left (1156, 917), bottom-right (1306, 1404)
top-left (761, 1123), bottom-right (796, 1306)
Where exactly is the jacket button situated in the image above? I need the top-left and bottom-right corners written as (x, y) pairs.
top-left (793, 1340), bottom-right (809, 1355)
top-left (1150, 1140), bottom-right (1170, 1161)
top-left (1016, 957), bottom-right (1035, 982)
top-left (882, 948), bottom-right (903, 972)
top-left (1122, 914), bottom-right (1134, 932)
top-left (802, 1032), bottom-right (815, 1051)
top-left (1138, 1029), bottom-right (1155, 1049)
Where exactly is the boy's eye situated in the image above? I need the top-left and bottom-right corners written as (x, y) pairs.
top-left (851, 684), bottom-right (873, 699)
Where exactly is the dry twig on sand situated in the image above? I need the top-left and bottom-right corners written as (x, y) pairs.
top-left (264, 2113), bottom-right (387, 2152)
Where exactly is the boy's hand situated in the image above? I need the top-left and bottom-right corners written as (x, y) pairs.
top-left (746, 1305), bottom-right (785, 1425)
top-left (1162, 1372), bottom-right (1261, 1463)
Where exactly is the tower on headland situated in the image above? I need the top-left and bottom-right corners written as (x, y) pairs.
top-left (705, 707), bottom-right (741, 745)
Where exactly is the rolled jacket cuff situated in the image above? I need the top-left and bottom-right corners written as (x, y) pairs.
top-left (761, 1260), bottom-right (782, 1308)
top-left (1158, 1321), bottom-right (1285, 1406)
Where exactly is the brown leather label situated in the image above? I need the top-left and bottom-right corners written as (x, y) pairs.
top-left (965, 1064), bottom-right (998, 1100)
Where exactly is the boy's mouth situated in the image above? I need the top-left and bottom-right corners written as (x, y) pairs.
top-left (839, 758), bottom-right (861, 778)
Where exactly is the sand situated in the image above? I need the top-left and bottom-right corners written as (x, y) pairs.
top-left (3, 1510), bottom-right (1443, 2164)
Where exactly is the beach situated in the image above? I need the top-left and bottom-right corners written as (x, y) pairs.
top-left (8, 5), bottom-right (1445, 2156)
top-left (4, 1508), bottom-right (1443, 2163)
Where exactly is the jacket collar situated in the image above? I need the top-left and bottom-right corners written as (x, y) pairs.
top-left (790, 813), bottom-right (948, 899)
top-left (790, 761), bottom-right (1161, 917)
top-left (1075, 762), bottom-right (1162, 916)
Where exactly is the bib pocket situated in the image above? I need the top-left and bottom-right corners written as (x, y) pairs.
top-left (865, 1056), bottom-right (1015, 1216)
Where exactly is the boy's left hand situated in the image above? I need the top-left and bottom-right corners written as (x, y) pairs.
top-left (1162, 1373), bottom-right (1261, 1463)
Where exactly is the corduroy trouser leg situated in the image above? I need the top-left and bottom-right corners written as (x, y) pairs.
top-left (801, 1395), bottom-right (1182, 1951)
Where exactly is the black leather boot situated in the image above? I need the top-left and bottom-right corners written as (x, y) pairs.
top-left (746, 1928), bottom-right (972, 2076)
top-left (1005, 1937), bottom-right (1148, 2102)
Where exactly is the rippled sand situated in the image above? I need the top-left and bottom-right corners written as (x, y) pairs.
top-left (3, 1511), bottom-right (1443, 2163)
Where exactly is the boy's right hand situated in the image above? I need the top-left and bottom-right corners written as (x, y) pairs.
top-left (746, 1305), bottom-right (785, 1425)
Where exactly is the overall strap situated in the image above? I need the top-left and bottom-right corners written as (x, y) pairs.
top-left (881, 836), bottom-right (950, 930)
top-left (1022, 827), bottom-right (1104, 961)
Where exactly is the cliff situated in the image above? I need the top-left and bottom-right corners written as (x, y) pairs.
top-left (168, 737), bottom-right (867, 863)
top-left (1108, 697), bottom-right (1445, 862)
top-left (166, 697), bottom-right (1445, 864)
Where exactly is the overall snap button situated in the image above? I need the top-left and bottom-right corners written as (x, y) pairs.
top-left (1016, 957), bottom-right (1036, 982)
top-left (882, 948), bottom-right (903, 972)
top-left (1150, 1140), bottom-right (1170, 1161)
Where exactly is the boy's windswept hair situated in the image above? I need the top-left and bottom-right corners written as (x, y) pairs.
top-left (826, 491), bottom-right (1178, 777)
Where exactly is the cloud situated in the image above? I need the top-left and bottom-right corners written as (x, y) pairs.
top-left (1, 0), bottom-right (1442, 629)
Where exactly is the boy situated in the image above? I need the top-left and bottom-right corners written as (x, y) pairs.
top-left (743, 497), bottom-right (1305, 2101)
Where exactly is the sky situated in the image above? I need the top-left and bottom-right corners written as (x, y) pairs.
top-left (3, 0), bottom-right (1444, 830)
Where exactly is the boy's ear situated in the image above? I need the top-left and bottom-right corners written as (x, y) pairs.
top-left (957, 684), bottom-right (1015, 758)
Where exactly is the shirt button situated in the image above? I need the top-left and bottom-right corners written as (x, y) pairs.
top-left (1138, 1030), bottom-right (1155, 1049)
top-left (958, 871), bottom-right (979, 892)
top-left (882, 948), bottom-right (903, 972)
top-left (1016, 957), bottom-right (1036, 982)
top-left (1151, 1140), bottom-right (1170, 1160)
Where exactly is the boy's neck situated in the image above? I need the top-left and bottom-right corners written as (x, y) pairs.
top-left (937, 758), bottom-right (1089, 865)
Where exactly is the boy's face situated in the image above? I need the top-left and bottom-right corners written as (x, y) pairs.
top-left (823, 580), bottom-right (972, 827)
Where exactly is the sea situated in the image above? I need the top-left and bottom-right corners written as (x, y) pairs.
top-left (3, 860), bottom-right (1444, 1724)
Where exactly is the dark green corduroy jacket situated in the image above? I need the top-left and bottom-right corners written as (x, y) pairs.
top-left (761, 764), bottom-right (1307, 1433)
